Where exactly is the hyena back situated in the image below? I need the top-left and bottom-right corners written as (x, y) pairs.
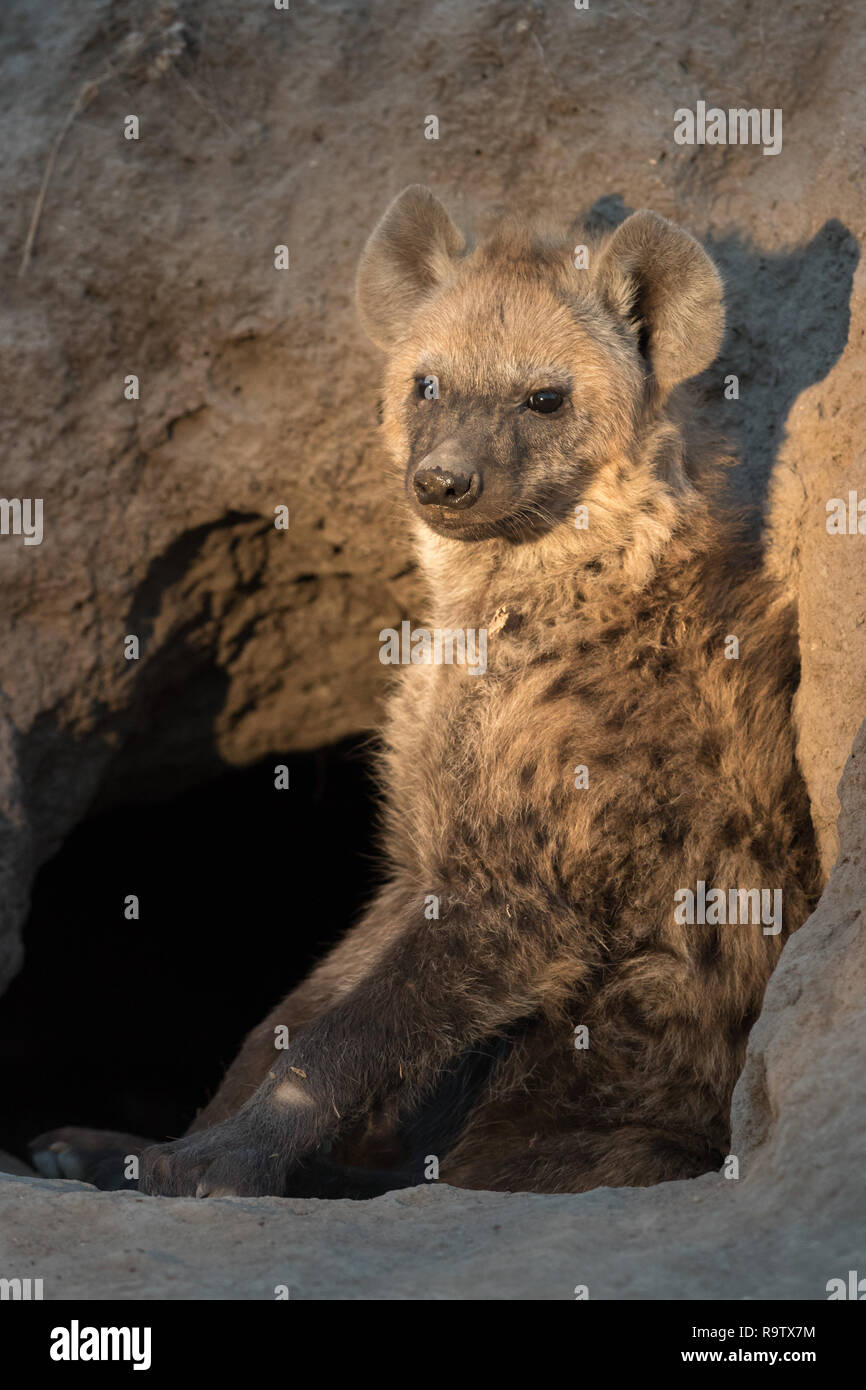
top-left (32, 190), bottom-right (819, 1197)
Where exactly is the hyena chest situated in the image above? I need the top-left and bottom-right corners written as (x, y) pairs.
top-left (389, 632), bottom-right (678, 887)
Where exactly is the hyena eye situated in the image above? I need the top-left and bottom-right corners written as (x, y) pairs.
top-left (526, 389), bottom-right (563, 414)
top-left (416, 375), bottom-right (439, 400)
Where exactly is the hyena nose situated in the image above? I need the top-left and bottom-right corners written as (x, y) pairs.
top-left (413, 465), bottom-right (481, 509)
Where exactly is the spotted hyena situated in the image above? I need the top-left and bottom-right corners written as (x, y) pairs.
top-left (32, 189), bottom-right (819, 1197)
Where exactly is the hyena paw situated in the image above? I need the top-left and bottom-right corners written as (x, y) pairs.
top-left (138, 1118), bottom-right (289, 1198)
top-left (29, 1126), bottom-right (150, 1190)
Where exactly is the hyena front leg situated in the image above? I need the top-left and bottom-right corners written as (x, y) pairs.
top-left (187, 879), bottom-right (413, 1132)
top-left (139, 892), bottom-right (593, 1197)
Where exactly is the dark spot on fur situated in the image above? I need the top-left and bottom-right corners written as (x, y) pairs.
top-left (720, 813), bottom-right (749, 848)
top-left (748, 831), bottom-right (773, 863)
top-left (614, 999), bottom-right (651, 1042)
top-left (541, 672), bottom-right (571, 702)
top-left (696, 927), bottom-right (722, 971)
top-left (698, 731), bottom-right (722, 766)
top-left (511, 861), bottom-right (534, 888)
top-left (572, 679), bottom-right (603, 700)
top-left (591, 747), bottom-right (618, 768)
top-left (529, 649), bottom-right (559, 668)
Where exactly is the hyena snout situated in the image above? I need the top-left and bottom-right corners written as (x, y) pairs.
top-left (413, 462), bottom-right (481, 510)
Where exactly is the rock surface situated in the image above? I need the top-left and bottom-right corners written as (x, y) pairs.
top-left (1, 0), bottom-right (865, 986)
top-left (1, 722), bottom-right (864, 1300)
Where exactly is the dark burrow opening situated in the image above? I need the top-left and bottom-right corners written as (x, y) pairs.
top-left (0, 736), bottom-right (379, 1162)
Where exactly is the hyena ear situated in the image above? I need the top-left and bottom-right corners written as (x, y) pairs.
top-left (356, 185), bottom-right (465, 350)
top-left (594, 210), bottom-right (724, 399)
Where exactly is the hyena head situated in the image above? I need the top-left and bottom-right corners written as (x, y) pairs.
top-left (356, 186), bottom-right (724, 549)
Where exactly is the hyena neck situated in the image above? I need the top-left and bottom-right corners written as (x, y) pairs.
top-left (415, 440), bottom-right (713, 632)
